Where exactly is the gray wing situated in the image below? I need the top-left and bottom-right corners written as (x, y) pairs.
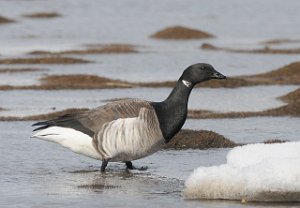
top-left (32, 99), bottom-right (152, 137)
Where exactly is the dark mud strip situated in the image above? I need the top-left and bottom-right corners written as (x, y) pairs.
top-left (1, 110), bottom-right (293, 148)
top-left (280, 88), bottom-right (300, 103)
top-left (0, 68), bottom-right (46, 73)
top-left (260, 38), bottom-right (300, 45)
top-left (188, 102), bottom-right (300, 118)
top-left (22, 12), bottom-right (61, 19)
top-left (28, 44), bottom-right (139, 55)
top-left (198, 61), bottom-right (300, 88)
top-left (263, 139), bottom-right (289, 144)
top-left (102, 98), bottom-right (131, 102)
top-left (0, 61), bottom-right (299, 90)
top-left (201, 43), bottom-right (300, 54)
top-left (40, 61), bottom-right (300, 88)
top-left (164, 129), bottom-right (236, 149)
top-left (150, 26), bottom-right (214, 39)
top-left (0, 88), bottom-right (299, 121)
top-left (0, 75), bottom-right (135, 90)
top-left (0, 106), bottom-right (237, 149)
top-left (188, 89), bottom-right (300, 118)
top-left (0, 56), bottom-right (92, 64)
top-left (0, 16), bottom-right (15, 24)
top-left (39, 75), bottom-right (134, 90)
top-left (0, 108), bottom-right (290, 148)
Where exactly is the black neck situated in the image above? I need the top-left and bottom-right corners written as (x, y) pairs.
top-left (151, 79), bottom-right (194, 143)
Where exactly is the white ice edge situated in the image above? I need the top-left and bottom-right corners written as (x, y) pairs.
top-left (184, 142), bottom-right (300, 202)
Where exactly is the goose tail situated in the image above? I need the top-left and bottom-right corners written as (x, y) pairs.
top-left (31, 126), bottom-right (101, 160)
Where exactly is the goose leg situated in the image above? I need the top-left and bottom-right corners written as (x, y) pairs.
top-left (125, 161), bottom-right (148, 171)
top-left (101, 159), bottom-right (109, 172)
top-left (125, 161), bottom-right (134, 169)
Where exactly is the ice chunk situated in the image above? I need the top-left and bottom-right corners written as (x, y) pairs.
top-left (184, 142), bottom-right (300, 202)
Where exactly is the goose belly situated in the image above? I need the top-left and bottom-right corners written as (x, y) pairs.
top-left (95, 115), bottom-right (164, 162)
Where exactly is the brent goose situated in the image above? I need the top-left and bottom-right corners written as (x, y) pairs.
top-left (32, 63), bottom-right (226, 172)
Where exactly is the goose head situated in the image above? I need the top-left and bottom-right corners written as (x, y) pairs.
top-left (180, 63), bottom-right (226, 87)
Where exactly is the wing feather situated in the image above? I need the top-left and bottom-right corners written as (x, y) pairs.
top-left (32, 99), bottom-right (151, 138)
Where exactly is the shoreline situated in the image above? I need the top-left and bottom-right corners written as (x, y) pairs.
top-left (0, 61), bottom-right (299, 90)
top-left (0, 87), bottom-right (299, 121)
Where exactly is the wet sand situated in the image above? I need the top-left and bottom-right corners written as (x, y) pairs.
top-left (150, 26), bottom-right (214, 39)
top-left (188, 87), bottom-right (300, 118)
top-left (280, 88), bottom-right (300, 103)
top-left (40, 74), bottom-right (133, 90)
top-left (0, 88), bottom-right (298, 150)
top-left (1, 87), bottom-right (298, 120)
top-left (198, 61), bottom-right (300, 88)
top-left (28, 44), bottom-right (139, 55)
top-left (0, 68), bottom-right (46, 73)
top-left (263, 139), bottom-right (288, 144)
top-left (260, 38), bottom-right (300, 45)
top-left (165, 129), bottom-right (236, 149)
top-left (0, 15), bottom-right (15, 24)
top-left (188, 100), bottom-right (299, 118)
top-left (0, 56), bottom-right (91, 64)
top-left (22, 12), bottom-right (61, 19)
top-left (201, 43), bottom-right (300, 54)
top-left (0, 61), bottom-right (299, 90)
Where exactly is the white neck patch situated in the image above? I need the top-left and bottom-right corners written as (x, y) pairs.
top-left (182, 80), bottom-right (192, 87)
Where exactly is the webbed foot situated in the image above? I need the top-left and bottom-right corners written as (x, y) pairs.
top-left (125, 161), bottom-right (148, 171)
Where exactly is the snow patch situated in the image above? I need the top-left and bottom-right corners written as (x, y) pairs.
top-left (184, 142), bottom-right (300, 202)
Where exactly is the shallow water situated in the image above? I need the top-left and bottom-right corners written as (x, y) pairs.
top-left (1, 0), bottom-right (300, 84)
top-left (185, 117), bottom-right (300, 143)
top-left (1, 121), bottom-right (299, 207)
top-left (2, 0), bottom-right (300, 46)
top-left (0, 70), bottom-right (43, 86)
top-left (0, 85), bottom-right (297, 117)
top-left (0, 121), bottom-right (226, 207)
top-left (1, 51), bottom-right (300, 85)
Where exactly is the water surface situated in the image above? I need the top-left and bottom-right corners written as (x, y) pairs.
top-left (185, 117), bottom-right (300, 143)
top-left (1, 121), bottom-right (299, 207)
top-left (0, 86), bottom-right (296, 117)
